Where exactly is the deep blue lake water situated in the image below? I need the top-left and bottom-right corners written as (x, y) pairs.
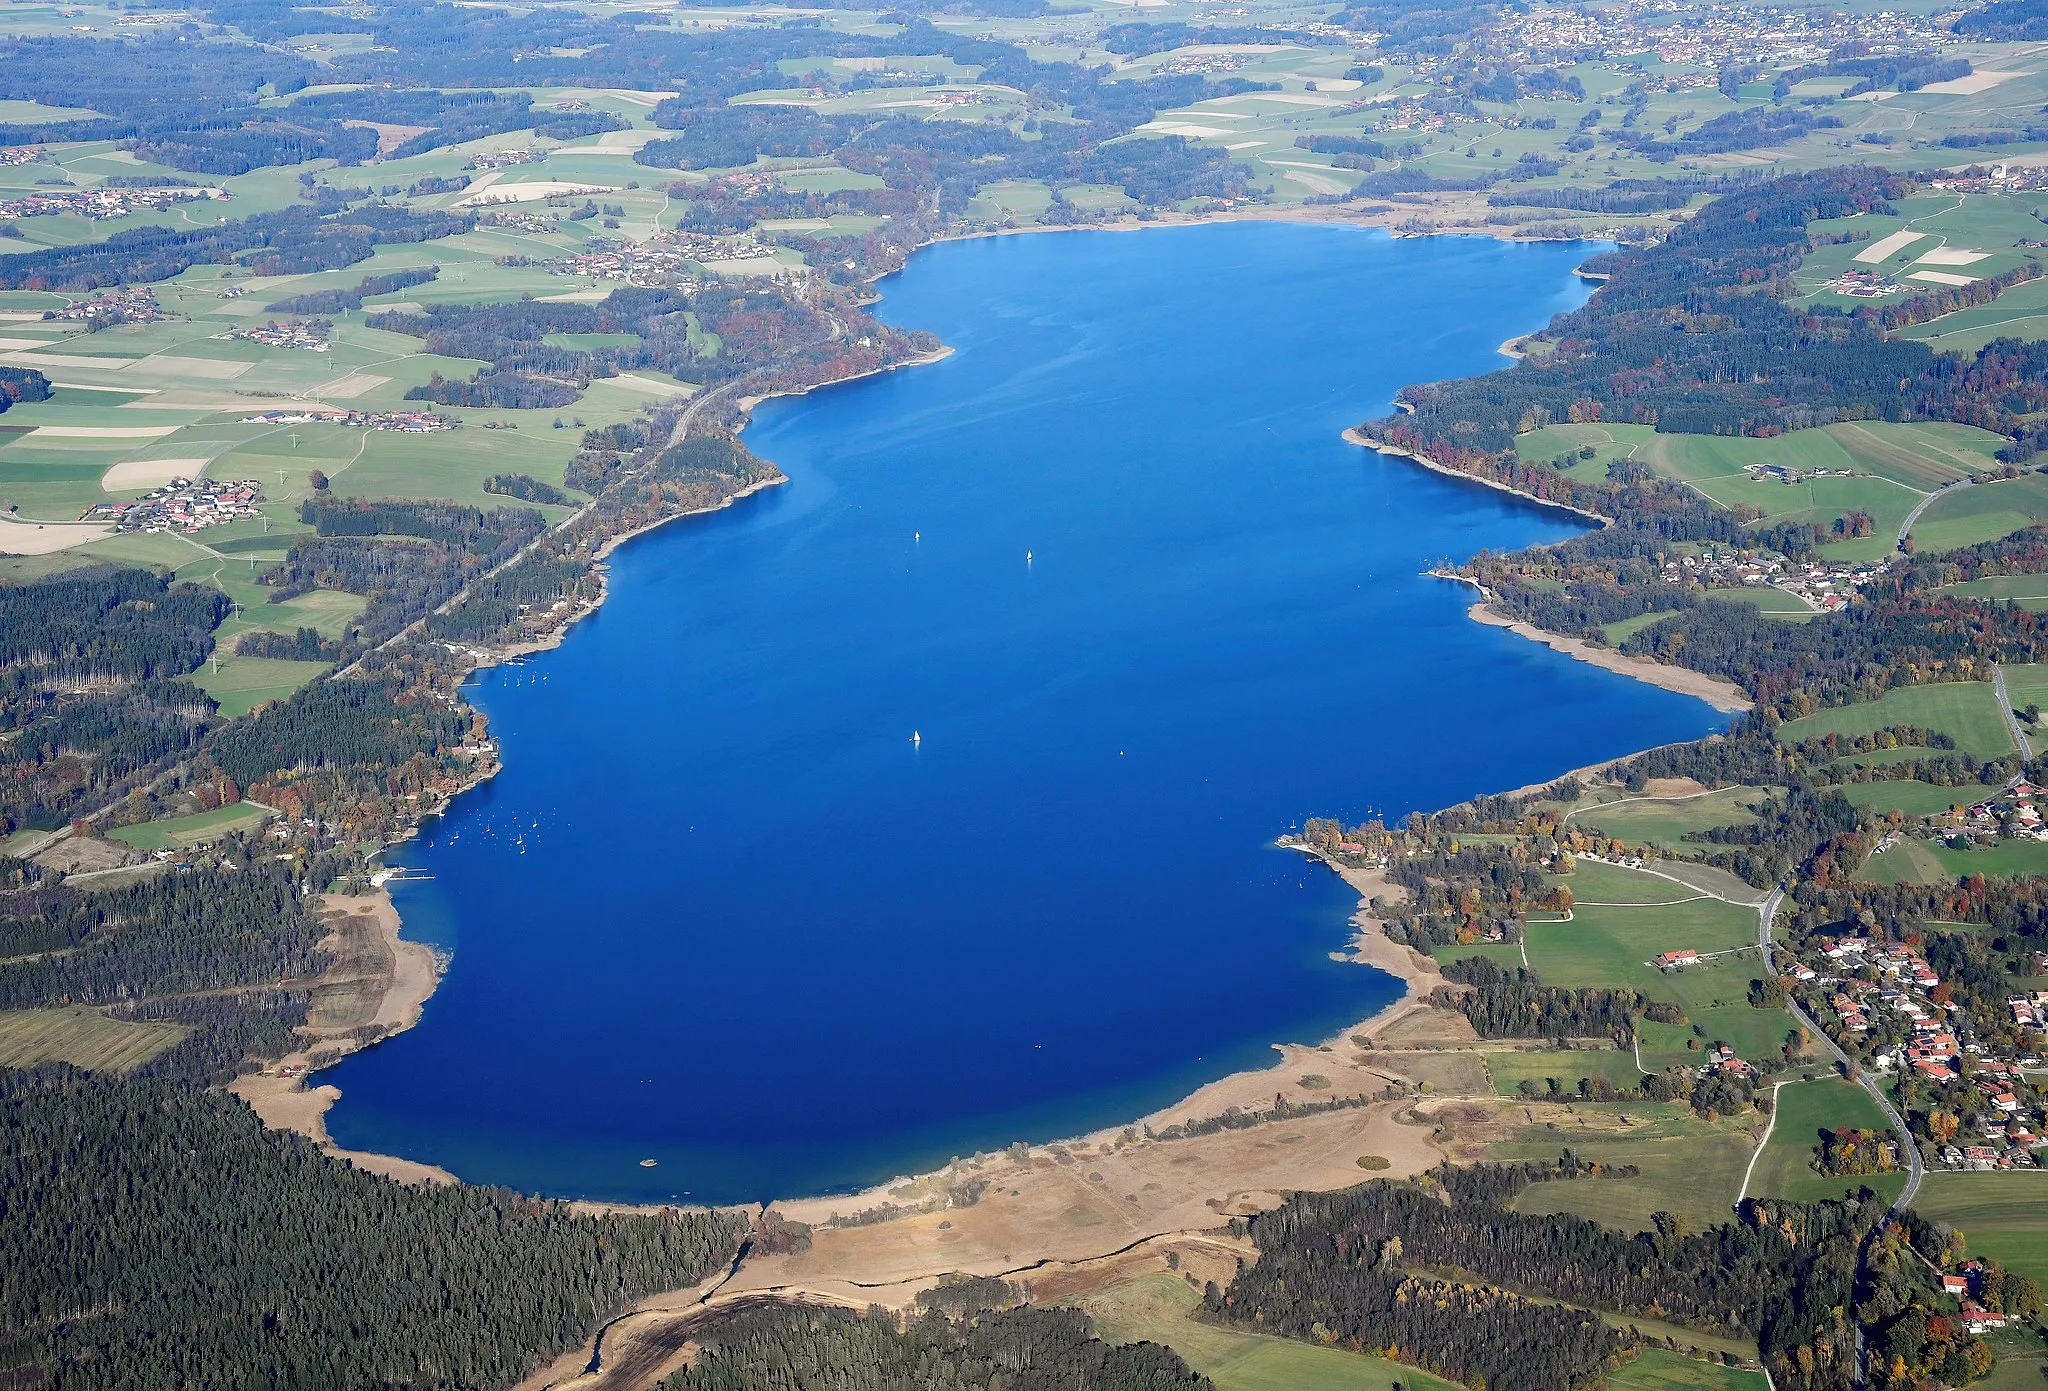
top-left (322, 223), bottom-right (1729, 1204)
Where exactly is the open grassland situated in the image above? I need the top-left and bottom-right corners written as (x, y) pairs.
top-left (1518, 420), bottom-right (2005, 561)
top-left (1912, 473), bottom-right (2048, 555)
top-left (191, 655), bottom-right (332, 717)
top-left (1568, 788), bottom-right (1769, 852)
top-left (2000, 663), bottom-right (2048, 714)
top-left (1864, 836), bottom-right (1950, 885)
top-left (1536, 860), bottom-right (1788, 1073)
top-left (108, 800), bottom-right (271, 852)
top-left (0, 1006), bottom-right (186, 1072)
top-left (1074, 1273), bottom-right (1463, 1391)
top-left (1928, 837), bottom-right (2048, 879)
top-left (1494, 1103), bottom-right (1758, 1237)
top-left (1609, 1349), bottom-right (1770, 1391)
top-left (1745, 1079), bottom-right (1907, 1205)
top-left (1952, 573), bottom-right (2048, 610)
top-left (1913, 1172), bottom-right (2048, 1287)
top-left (1778, 682), bottom-right (2014, 759)
top-left (1838, 780), bottom-right (1977, 818)
top-left (1974, 1351), bottom-right (2048, 1391)
top-left (1484, 1044), bottom-right (1648, 1098)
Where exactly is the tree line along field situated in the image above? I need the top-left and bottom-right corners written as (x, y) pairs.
top-left (1779, 681), bottom-right (2016, 760)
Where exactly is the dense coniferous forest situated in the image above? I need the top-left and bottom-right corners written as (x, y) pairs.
top-left (0, 863), bottom-right (323, 1010)
top-left (1223, 1172), bottom-right (1885, 1391)
top-left (0, 1067), bottom-right (746, 1391)
top-left (0, 569), bottom-right (229, 831)
top-left (662, 1301), bottom-right (1212, 1391)
top-left (268, 265), bottom-right (439, 315)
top-left (1436, 956), bottom-right (1647, 1042)
top-left (209, 677), bottom-right (473, 790)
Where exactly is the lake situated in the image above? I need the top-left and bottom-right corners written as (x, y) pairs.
top-left (322, 223), bottom-right (1729, 1204)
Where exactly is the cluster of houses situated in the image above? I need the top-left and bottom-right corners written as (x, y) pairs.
top-left (1927, 163), bottom-right (2048, 197)
top-left (232, 322), bottom-right (329, 352)
top-left (1959, 780), bottom-right (2048, 841)
top-left (1706, 1043), bottom-right (1754, 1076)
top-left (45, 288), bottom-right (165, 324)
top-left (1651, 546), bottom-right (1882, 614)
top-left (468, 148), bottom-right (543, 172)
top-left (1798, 934), bottom-right (2044, 1170)
top-left (80, 478), bottom-right (262, 534)
top-left (0, 184), bottom-right (224, 222)
top-left (0, 148), bottom-right (43, 168)
top-left (1942, 1262), bottom-right (2017, 1332)
top-left (548, 236), bottom-right (712, 288)
top-left (1818, 269), bottom-right (1905, 300)
top-left (237, 408), bottom-right (451, 431)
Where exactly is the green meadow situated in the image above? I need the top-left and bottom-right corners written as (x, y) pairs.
top-left (108, 801), bottom-right (272, 851)
top-left (1745, 1079), bottom-right (1907, 1205)
top-left (1778, 683), bottom-right (2015, 760)
top-left (1913, 1172), bottom-right (2048, 1288)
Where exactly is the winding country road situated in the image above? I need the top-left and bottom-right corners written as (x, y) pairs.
top-left (1897, 476), bottom-right (1971, 551)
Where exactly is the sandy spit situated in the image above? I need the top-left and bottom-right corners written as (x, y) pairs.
top-left (1466, 602), bottom-right (1752, 712)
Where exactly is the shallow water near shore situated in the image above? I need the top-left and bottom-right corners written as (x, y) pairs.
top-left (323, 223), bottom-right (1729, 1204)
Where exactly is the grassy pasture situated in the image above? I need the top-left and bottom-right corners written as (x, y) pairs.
top-left (1529, 860), bottom-right (1780, 1072)
top-left (108, 800), bottom-right (272, 851)
top-left (1927, 837), bottom-right (2048, 879)
top-left (1778, 682), bottom-right (2014, 759)
top-left (1484, 1044), bottom-right (1648, 1097)
top-left (1912, 1172), bottom-right (2048, 1288)
top-left (1912, 473), bottom-right (2048, 554)
top-left (1863, 836), bottom-right (1949, 885)
top-left (1568, 788), bottom-right (1768, 851)
top-left (1998, 663), bottom-right (2048, 715)
top-left (191, 656), bottom-right (332, 717)
top-left (1838, 780), bottom-right (1975, 818)
top-left (1496, 1105), bottom-right (1757, 1236)
top-left (1745, 1079), bottom-right (1906, 1205)
top-left (1073, 1273), bottom-right (1461, 1391)
top-left (1945, 574), bottom-right (2048, 611)
top-left (1609, 1350), bottom-right (1770, 1391)
top-left (0, 1006), bottom-right (187, 1072)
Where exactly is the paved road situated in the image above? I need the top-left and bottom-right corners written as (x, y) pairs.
top-left (1897, 478), bottom-right (1970, 550)
top-left (1756, 887), bottom-right (1925, 1209)
top-left (1995, 664), bottom-right (2033, 760)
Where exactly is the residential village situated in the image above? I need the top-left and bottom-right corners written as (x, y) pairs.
top-left (1787, 931), bottom-right (2047, 1173)
top-left (1656, 540), bottom-right (1886, 612)
top-left (76, 477), bottom-right (263, 534)
top-left (231, 321), bottom-right (330, 352)
top-left (42, 287), bottom-right (166, 324)
top-left (236, 407), bottom-right (453, 431)
top-left (0, 183), bottom-right (225, 222)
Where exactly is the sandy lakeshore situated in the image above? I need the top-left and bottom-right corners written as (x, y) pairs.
top-left (231, 890), bottom-right (457, 1186)
top-left (1466, 602), bottom-right (1752, 712)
